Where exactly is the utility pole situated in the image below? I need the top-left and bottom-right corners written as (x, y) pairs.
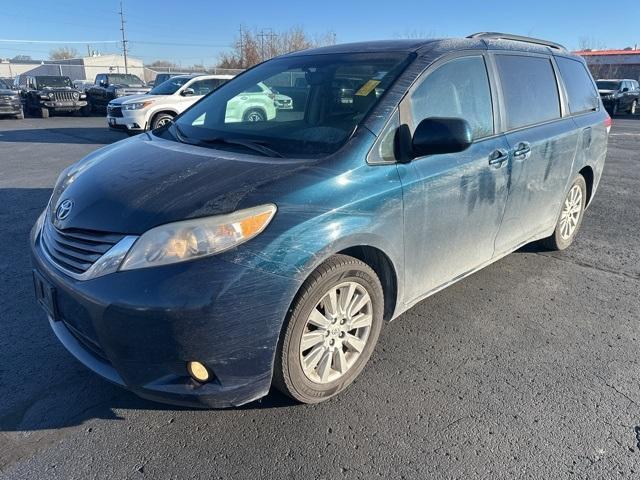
top-left (119, 0), bottom-right (129, 74)
top-left (238, 25), bottom-right (243, 68)
top-left (257, 29), bottom-right (277, 61)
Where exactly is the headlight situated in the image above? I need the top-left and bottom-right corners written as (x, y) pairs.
top-left (40, 93), bottom-right (53, 100)
top-left (119, 204), bottom-right (277, 271)
top-left (122, 101), bottom-right (153, 110)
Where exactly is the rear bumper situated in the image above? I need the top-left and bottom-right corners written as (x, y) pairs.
top-left (30, 221), bottom-right (299, 408)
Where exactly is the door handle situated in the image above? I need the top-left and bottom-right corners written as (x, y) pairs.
top-left (512, 142), bottom-right (531, 160)
top-left (488, 148), bottom-right (510, 167)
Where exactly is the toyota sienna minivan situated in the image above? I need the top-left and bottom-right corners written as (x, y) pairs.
top-left (31, 33), bottom-right (609, 407)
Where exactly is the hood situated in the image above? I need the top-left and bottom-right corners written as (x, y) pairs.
top-left (110, 93), bottom-right (153, 105)
top-left (111, 93), bottom-right (171, 105)
top-left (0, 89), bottom-right (18, 96)
top-left (50, 134), bottom-right (311, 234)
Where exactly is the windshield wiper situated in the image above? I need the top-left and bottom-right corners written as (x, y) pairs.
top-left (169, 124), bottom-right (283, 158)
top-left (199, 137), bottom-right (284, 158)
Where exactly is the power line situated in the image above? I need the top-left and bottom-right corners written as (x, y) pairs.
top-left (0, 38), bottom-right (118, 44)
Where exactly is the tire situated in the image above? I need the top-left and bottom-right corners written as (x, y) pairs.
top-left (540, 175), bottom-right (587, 251)
top-left (630, 100), bottom-right (637, 115)
top-left (151, 112), bottom-right (174, 130)
top-left (14, 108), bottom-right (24, 120)
top-left (611, 102), bottom-right (618, 116)
top-left (273, 254), bottom-right (384, 404)
top-left (80, 104), bottom-right (92, 117)
top-left (40, 107), bottom-right (49, 119)
top-left (242, 108), bottom-right (266, 122)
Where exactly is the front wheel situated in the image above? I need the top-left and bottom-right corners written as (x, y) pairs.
top-left (151, 112), bottom-right (174, 130)
top-left (611, 102), bottom-right (619, 116)
top-left (14, 108), bottom-right (24, 120)
top-left (40, 107), bottom-right (49, 118)
top-left (540, 175), bottom-right (587, 251)
top-left (273, 254), bottom-right (384, 404)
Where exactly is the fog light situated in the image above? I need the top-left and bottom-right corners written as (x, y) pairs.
top-left (187, 361), bottom-right (210, 382)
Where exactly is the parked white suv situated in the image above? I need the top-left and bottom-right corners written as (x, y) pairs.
top-left (107, 74), bottom-right (234, 135)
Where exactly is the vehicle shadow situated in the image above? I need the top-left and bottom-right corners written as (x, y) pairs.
top-left (0, 187), bottom-right (296, 436)
top-left (0, 127), bottom-right (125, 145)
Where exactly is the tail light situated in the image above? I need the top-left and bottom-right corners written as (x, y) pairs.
top-left (604, 115), bottom-right (612, 134)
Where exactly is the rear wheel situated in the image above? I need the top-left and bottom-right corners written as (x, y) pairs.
top-left (151, 112), bottom-right (174, 130)
top-left (540, 175), bottom-right (587, 251)
top-left (243, 108), bottom-right (266, 122)
top-left (273, 254), bottom-right (384, 404)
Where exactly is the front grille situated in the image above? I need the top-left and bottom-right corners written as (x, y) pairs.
top-left (41, 219), bottom-right (125, 274)
top-left (52, 91), bottom-right (78, 101)
top-left (0, 96), bottom-right (18, 104)
top-left (108, 105), bottom-right (123, 117)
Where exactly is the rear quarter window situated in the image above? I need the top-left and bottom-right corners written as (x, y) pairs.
top-left (555, 57), bottom-right (599, 115)
top-left (495, 55), bottom-right (561, 130)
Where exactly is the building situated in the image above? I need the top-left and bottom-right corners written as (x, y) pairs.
top-left (575, 49), bottom-right (640, 81)
top-left (0, 54), bottom-right (144, 83)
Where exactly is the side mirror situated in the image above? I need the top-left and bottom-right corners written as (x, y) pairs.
top-left (622, 87), bottom-right (629, 92)
top-left (412, 117), bottom-right (473, 158)
top-left (181, 88), bottom-right (195, 96)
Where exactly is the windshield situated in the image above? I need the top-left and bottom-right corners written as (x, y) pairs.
top-left (169, 52), bottom-right (412, 158)
top-left (596, 81), bottom-right (621, 90)
top-left (0, 79), bottom-right (10, 89)
top-left (109, 74), bottom-right (144, 87)
top-left (36, 76), bottom-right (72, 88)
top-left (150, 76), bottom-right (191, 95)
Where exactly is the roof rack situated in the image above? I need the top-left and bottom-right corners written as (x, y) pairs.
top-left (467, 32), bottom-right (566, 51)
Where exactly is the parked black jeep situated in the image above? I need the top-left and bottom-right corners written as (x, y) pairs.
top-left (0, 78), bottom-right (23, 119)
top-left (596, 79), bottom-right (639, 115)
top-left (85, 73), bottom-right (150, 111)
top-left (18, 75), bottom-right (88, 118)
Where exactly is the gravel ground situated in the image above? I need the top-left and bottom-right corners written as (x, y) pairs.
top-left (0, 115), bottom-right (639, 479)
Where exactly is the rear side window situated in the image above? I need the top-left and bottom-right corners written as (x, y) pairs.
top-left (410, 56), bottom-right (494, 139)
top-left (496, 55), bottom-right (560, 130)
top-left (556, 57), bottom-right (599, 114)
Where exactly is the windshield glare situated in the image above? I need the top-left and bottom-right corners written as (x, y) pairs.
top-left (109, 74), bottom-right (144, 86)
top-left (596, 81), bottom-right (621, 90)
top-left (36, 76), bottom-right (72, 88)
top-left (150, 76), bottom-right (191, 95)
top-left (171, 52), bottom-right (412, 158)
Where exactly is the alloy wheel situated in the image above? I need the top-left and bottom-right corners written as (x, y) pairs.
top-left (299, 281), bottom-right (373, 384)
top-left (559, 184), bottom-right (583, 240)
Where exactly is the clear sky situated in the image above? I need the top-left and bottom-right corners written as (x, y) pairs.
top-left (1, 0), bottom-right (638, 65)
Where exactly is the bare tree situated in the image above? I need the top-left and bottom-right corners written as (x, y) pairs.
top-left (147, 60), bottom-right (178, 70)
top-left (11, 54), bottom-right (32, 61)
top-left (577, 37), bottom-right (607, 51)
top-left (218, 26), bottom-right (337, 69)
top-left (49, 46), bottom-right (79, 60)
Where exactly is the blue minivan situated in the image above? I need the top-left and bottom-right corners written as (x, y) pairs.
top-left (31, 33), bottom-right (609, 407)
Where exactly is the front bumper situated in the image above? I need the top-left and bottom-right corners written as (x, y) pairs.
top-left (41, 100), bottom-right (87, 111)
top-left (107, 109), bottom-right (147, 133)
top-left (30, 221), bottom-right (298, 408)
top-left (0, 101), bottom-right (22, 115)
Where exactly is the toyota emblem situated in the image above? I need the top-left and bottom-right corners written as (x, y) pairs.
top-left (56, 199), bottom-right (74, 221)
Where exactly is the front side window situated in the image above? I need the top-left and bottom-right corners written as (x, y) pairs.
top-left (556, 57), bottom-right (598, 115)
top-left (190, 78), bottom-right (225, 96)
top-left (172, 52), bottom-right (412, 158)
top-left (496, 55), bottom-right (561, 130)
top-left (410, 56), bottom-right (494, 140)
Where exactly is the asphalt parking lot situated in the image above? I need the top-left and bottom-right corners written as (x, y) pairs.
top-left (0, 115), bottom-right (639, 479)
